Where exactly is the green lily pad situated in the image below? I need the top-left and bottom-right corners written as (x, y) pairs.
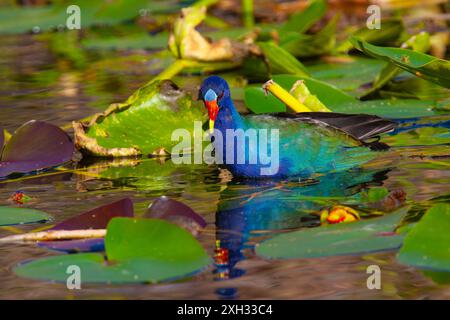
top-left (308, 57), bottom-right (385, 95)
top-left (397, 204), bottom-right (450, 272)
top-left (73, 80), bottom-right (205, 157)
top-left (334, 99), bottom-right (437, 118)
top-left (105, 218), bottom-right (207, 261)
top-left (256, 206), bottom-right (410, 259)
top-left (351, 38), bottom-right (450, 88)
top-left (14, 218), bottom-right (211, 284)
top-left (0, 206), bottom-right (51, 226)
top-left (244, 87), bottom-right (287, 114)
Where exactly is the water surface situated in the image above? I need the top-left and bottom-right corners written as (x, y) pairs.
top-left (0, 34), bottom-right (449, 300)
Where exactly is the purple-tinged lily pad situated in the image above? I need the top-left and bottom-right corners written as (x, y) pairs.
top-left (0, 120), bottom-right (74, 178)
top-left (38, 198), bottom-right (134, 253)
top-left (144, 196), bottom-right (207, 236)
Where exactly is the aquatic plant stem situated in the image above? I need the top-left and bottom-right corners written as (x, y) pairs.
top-left (194, 0), bottom-right (220, 8)
top-left (290, 80), bottom-right (331, 112)
top-left (242, 0), bottom-right (254, 29)
top-left (263, 80), bottom-right (312, 112)
top-left (153, 59), bottom-right (190, 82)
top-left (0, 229), bottom-right (106, 243)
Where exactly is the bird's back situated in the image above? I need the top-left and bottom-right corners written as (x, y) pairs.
top-left (220, 113), bottom-right (396, 178)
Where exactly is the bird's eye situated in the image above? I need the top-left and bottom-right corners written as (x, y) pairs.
top-left (217, 92), bottom-right (224, 100)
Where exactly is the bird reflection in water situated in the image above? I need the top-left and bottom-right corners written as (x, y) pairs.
top-left (213, 168), bottom-right (390, 298)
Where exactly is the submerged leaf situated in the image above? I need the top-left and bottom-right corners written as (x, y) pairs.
top-left (0, 120), bottom-right (74, 178)
top-left (397, 204), bottom-right (450, 272)
top-left (0, 206), bottom-right (51, 227)
top-left (256, 206), bottom-right (410, 259)
top-left (16, 218), bottom-right (211, 284)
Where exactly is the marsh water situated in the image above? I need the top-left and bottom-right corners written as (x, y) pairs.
top-left (0, 34), bottom-right (449, 300)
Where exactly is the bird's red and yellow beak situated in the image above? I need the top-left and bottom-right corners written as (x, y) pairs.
top-left (205, 99), bottom-right (219, 133)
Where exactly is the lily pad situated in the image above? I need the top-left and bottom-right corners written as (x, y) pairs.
top-left (84, 157), bottom-right (210, 192)
top-left (244, 87), bottom-right (287, 114)
top-left (308, 57), bottom-right (385, 95)
top-left (38, 198), bottom-right (134, 253)
top-left (334, 99), bottom-right (437, 118)
top-left (144, 196), bottom-right (207, 236)
top-left (351, 38), bottom-right (450, 88)
top-left (397, 204), bottom-right (450, 272)
top-left (52, 198), bottom-right (134, 231)
top-left (0, 120), bottom-right (74, 179)
top-left (0, 206), bottom-right (51, 227)
top-left (73, 80), bottom-right (205, 157)
top-left (15, 218), bottom-right (211, 284)
top-left (256, 206), bottom-right (410, 259)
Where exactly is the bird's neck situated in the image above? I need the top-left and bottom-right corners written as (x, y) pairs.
top-left (215, 98), bottom-right (245, 133)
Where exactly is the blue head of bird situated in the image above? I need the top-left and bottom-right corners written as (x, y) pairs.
top-left (198, 76), bottom-right (233, 133)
